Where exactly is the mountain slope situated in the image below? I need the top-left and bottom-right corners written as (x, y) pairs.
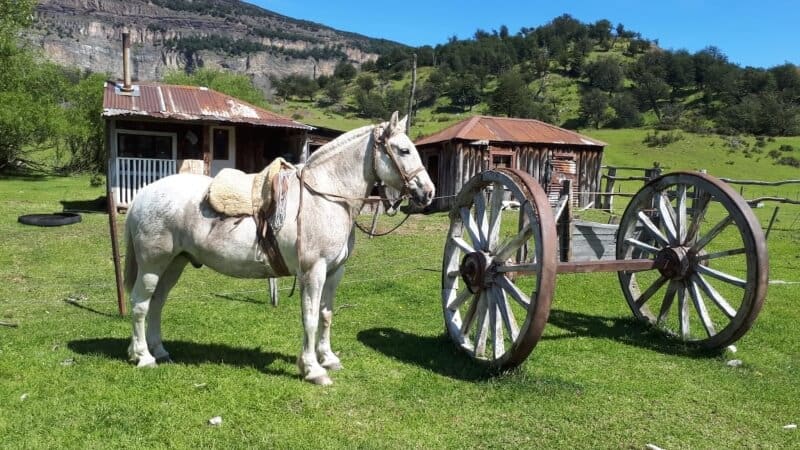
top-left (29, 0), bottom-right (405, 90)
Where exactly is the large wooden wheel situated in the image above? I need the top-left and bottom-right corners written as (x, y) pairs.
top-left (442, 168), bottom-right (557, 370)
top-left (616, 172), bottom-right (768, 348)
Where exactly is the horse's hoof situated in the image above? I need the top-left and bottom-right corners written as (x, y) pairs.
top-left (322, 361), bottom-right (343, 371)
top-left (306, 374), bottom-right (333, 386)
top-left (136, 356), bottom-right (157, 368)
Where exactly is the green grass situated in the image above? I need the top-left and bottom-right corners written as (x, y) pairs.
top-left (2, 138), bottom-right (800, 448)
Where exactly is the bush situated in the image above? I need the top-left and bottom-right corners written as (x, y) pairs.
top-left (768, 149), bottom-right (782, 159)
top-left (779, 144), bottom-right (795, 152)
top-left (643, 130), bottom-right (684, 148)
top-left (777, 156), bottom-right (800, 168)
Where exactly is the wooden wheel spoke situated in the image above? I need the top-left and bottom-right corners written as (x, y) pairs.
top-left (658, 192), bottom-right (679, 244)
top-left (695, 264), bottom-right (746, 288)
top-left (678, 283), bottom-right (690, 339)
top-left (657, 280), bottom-right (680, 324)
top-left (459, 293), bottom-right (480, 336)
top-left (496, 275), bottom-right (531, 309)
top-left (488, 294), bottom-right (504, 359)
top-left (676, 184), bottom-right (687, 243)
top-left (637, 211), bottom-right (670, 247)
top-left (473, 292), bottom-right (490, 357)
top-left (451, 236), bottom-right (475, 255)
top-left (487, 183), bottom-right (505, 250)
top-left (495, 222), bottom-right (532, 262)
top-left (493, 286), bottom-right (520, 342)
top-left (688, 278), bottom-right (716, 337)
top-left (696, 247), bottom-right (746, 261)
top-left (690, 215), bottom-right (734, 253)
top-left (624, 237), bottom-right (661, 255)
top-left (447, 288), bottom-right (474, 311)
top-left (473, 191), bottom-right (489, 246)
top-left (686, 190), bottom-right (712, 243)
top-left (635, 275), bottom-right (669, 308)
top-left (693, 273), bottom-right (737, 318)
top-left (460, 206), bottom-right (484, 250)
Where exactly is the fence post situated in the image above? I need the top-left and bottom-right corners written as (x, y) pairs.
top-left (558, 179), bottom-right (573, 262)
top-left (604, 166), bottom-right (617, 213)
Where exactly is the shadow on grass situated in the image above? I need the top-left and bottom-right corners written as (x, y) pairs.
top-left (213, 292), bottom-right (267, 305)
top-left (68, 338), bottom-right (296, 379)
top-left (60, 196), bottom-right (107, 213)
top-left (545, 309), bottom-right (723, 358)
top-left (64, 299), bottom-right (119, 319)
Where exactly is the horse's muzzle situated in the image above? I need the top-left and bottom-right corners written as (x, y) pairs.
top-left (410, 185), bottom-right (435, 207)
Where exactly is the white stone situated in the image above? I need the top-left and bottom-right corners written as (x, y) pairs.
top-left (20, 393), bottom-right (28, 401)
top-left (208, 416), bottom-right (223, 426)
top-left (784, 424), bottom-right (797, 430)
top-left (726, 359), bottom-right (743, 367)
top-left (726, 345), bottom-right (737, 353)
top-left (646, 444), bottom-right (665, 450)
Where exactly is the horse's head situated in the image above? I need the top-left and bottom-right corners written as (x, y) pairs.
top-left (372, 111), bottom-right (435, 208)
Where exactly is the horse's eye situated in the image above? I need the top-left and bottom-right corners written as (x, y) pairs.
top-left (399, 147), bottom-right (411, 155)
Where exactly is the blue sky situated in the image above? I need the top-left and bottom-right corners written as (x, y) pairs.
top-left (250, 0), bottom-right (798, 68)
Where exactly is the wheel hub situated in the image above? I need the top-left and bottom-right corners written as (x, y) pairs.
top-left (655, 247), bottom-right (692, 280)
top-left (460, 252), bottom-right (493, 293)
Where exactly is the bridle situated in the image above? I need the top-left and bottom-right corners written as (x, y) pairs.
top-left (371, 126), bottom-right (426, 206)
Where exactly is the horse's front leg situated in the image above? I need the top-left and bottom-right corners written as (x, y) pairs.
top-left (297, 261), bottom-right (332, 385)
top-left (317, 264), bottom-right (344, 371)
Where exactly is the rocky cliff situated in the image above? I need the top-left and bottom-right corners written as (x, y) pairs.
top-left (29, 0), bottom-right (401, 92)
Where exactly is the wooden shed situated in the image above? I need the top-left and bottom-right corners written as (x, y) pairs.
top-left (103, 81), bottom-right (312, 209)
top-left (415, 115), bottom-right (606, 210)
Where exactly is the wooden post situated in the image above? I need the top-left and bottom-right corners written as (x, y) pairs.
top-left (268, 278), bottom-right (279, 307)
top-left (406, 53), bottom-right (417, 133)
top-left (604, 166), bottom-right (616, 212)
top-left (558, 179), bottom-right (573, 262)
top-left (368, 204), bottom-right (380, 239)
top-left (765, 206), bottom-right (780, 240)
top-left (107, 185), bottom-right (126, 316)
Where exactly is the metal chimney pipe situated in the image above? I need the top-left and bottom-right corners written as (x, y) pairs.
top-left (121, 32), bottom-right (133, 92)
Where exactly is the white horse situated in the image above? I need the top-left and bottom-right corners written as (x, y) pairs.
top-left (124, 112), bottom-right (434, 385)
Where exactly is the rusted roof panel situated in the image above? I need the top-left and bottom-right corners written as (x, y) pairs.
top-left (415, 115), bottom-right (606, 147)
top-left (102, 82), bottom-right (311, 130)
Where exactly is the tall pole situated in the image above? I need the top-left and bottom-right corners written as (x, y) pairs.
top-left (406, 53), bottom-right (417, 133)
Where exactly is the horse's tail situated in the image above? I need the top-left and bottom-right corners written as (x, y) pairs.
top-left (123, 223), bottom-right (137, 295)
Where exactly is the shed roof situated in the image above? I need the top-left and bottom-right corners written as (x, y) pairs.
top-left (102, 82), bottom-right (312, 130)
top-left (415, 115), bottom-right (606, 147)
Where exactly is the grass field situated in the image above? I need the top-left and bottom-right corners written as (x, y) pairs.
top-left (1, 131), bottom-right (799, 448)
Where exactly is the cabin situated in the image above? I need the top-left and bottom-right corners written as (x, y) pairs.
top-left (102, 81), bottom-right (312, 209)
top-left (414, 115), bottom-right (607, 210)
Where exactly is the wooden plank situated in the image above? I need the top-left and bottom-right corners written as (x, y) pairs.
top-left (556, 259), bottom-right (657, 274)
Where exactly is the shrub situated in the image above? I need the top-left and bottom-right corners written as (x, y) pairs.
top-left (768, 149), bottom-right (782, 159)
top-left (777, 156), bottom-right (800, 168)
top-left (779, 144), bottom-right (795, 152)
top-left (643, 130), bottom-right (684, 148)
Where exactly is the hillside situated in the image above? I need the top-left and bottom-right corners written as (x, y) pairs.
top-left (29, 0), bottom-right (405, 91)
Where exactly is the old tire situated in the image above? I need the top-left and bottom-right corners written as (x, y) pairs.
top-left (18, 213), bottom-right (82, 227)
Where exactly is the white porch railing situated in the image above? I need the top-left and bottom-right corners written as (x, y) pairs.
top-left (114, 157), bottom-right (177, 207)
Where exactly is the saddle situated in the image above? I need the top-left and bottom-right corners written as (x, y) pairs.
top-left (207, 158), bottom-right (296, 276)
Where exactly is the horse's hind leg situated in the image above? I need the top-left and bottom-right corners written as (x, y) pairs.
top-left (317, 265), bottom-right (344, 371)
top-left (146, 255), bottom-right (189, 362)
top-left (128, 267), bottom-right (163, 368)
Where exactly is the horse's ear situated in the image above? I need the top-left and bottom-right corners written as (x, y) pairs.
top-left (389, 111), bottom-right (399, 130)
top-left (397, 115), bottom-right (408, 132)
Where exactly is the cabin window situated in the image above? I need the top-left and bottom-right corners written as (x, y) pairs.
top-left (116, 130), bottom-right (176, 159)
top-left (492, 154), bottom-right (513, 169)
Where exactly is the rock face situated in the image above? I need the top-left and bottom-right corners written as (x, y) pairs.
top-left (29, 0), bottom-right (397, 86)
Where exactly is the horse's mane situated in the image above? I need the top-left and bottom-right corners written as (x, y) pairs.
top-left (305, 123), bottom-right (376, 166)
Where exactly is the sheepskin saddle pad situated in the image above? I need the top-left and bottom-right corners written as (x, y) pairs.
top-left (207, 157), bottom-right (294, 218)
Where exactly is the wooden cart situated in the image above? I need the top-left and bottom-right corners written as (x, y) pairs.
top-left (441, 168), bottom-right (769, 369)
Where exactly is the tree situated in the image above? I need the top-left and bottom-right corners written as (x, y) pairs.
top-left (333, 61), bottom-right (357, 80)
top-left (585, 57), bottom-right (623, 93)
top-left (580, 88), bottom-right (609, 128)
top-left (356, 73), bottom-right (376, 95)
top-left (609, 92), bottom-right (643, 128)
top-left (448, 73), bottom-right (481, 111)
top-left (59, 72), bottom-right (107, 171)
top-left (489, 71), bottom-right (530, 117)
top-left (589, 19), bottom-right (613, 50)
top-left (323, 79), bottom-right (344, 104)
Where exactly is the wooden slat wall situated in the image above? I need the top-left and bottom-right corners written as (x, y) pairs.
top-left (421, 141), bottom-right (603, 210)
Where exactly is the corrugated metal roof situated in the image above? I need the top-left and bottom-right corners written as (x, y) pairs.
top-left (102, 82), bottom-right (312, 130)
top-left (415, 115), bottom-right (606, 147)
